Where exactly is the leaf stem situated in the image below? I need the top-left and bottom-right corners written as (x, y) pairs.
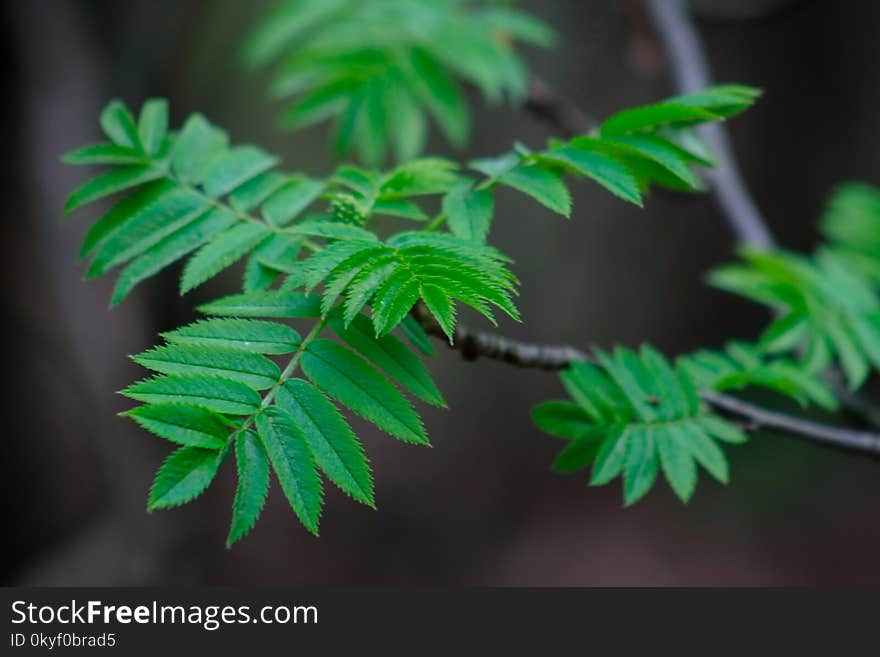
top-left (233, 317), bottom-right (329, 438)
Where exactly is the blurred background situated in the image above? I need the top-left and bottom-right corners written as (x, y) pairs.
top-left (5, 0), bottom-right (880, 586)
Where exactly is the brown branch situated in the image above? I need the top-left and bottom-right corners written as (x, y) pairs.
top-left (701, 390), bottom-right (880, 456)
top-left (414, 303), bottom-right (588, 369)
top-left (644, 0), bottom-right (775, 248)
top-left (414, 307), bottom-right (880, 457)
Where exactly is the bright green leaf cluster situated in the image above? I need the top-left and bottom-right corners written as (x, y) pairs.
top-left (531, 346), bottom-right (746, 505)
top-left (245, 0), bottom-right (554, 164)
top-left (63, 90), bottom-right (755, 312)
top-left (712, 248), bottom-right (880, 389)
top-left (63, 100), bottom-right (324, 305)
top-left (679, 341), bottom-right (838, 411)
top-left (296, 231), bottom-right (519, 341)
top-left (447, 85), bottom-right (761, 242)
top-left (124, 289), bottom-right (442, 544)
top-left (821, 182), bottom-right (880, 284)
top-left (62, 103), bottom-right (479, 308)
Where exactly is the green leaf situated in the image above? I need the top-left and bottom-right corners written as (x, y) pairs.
top-left (132, 343), bottom-right (281, 390)
top-left (372, 199), bottom-right (428, 221)
top-left (301, 339), bottom-right (428, 445)
top-left (229, 171), bottom-right (287, 212)
top-left (683, 424), bottom-right (729, 483)
top-left (623, 426), bottom-right (658, 506)
top-left (198, 291), bottom-right (322, 319)
top-left (641, 345), bottom-right (688, 419)
top-left (825, 315), bottom-right (869, 389)
top-left (227, 430), bottom-right (271, 547)
top-left (277, 379), bottom-right (374, 506)
top-left (303, 240), bottom-right (384, 292)
top-left (560, 361), bottom-right (622, 424)
top-left (342, 261), bottom-right (400, 325)
top-left (670, 84), bottom-right (760, 118)
top-left (760, 314), bottom-right (809, 352)
top-left (261, 177), bottom-right (325, 226)
top-left (399, 315), bottom-right (435, 356)
top-left (657, 427), bottom-right (697, 502)
top-left (123, 375), bottom-right (261, 415)
top-left (591, 428), bottom-right (628, 486)
top-left (712, 247), bottom-right (880, 385)
top-left (111, 206), bottom-right (237, 305)
top-left (162, 318), bottom-right (301, 354)
top-left (329, 314), bottom-right (444, 406)
top-left (180, 223), bottom-right (271, 293)
top-left (536, 345), bottom-right (743, 505)
top-left (256, 406), bottom-right (323, 535)
top-left (243, 0), bottom-right (347, 68)
top-left (62, 143), bottom-right (146, 166)
top-left (498, 164), bottom-right (571, 216)
top-left (407, 48), bottom-right (469, 147)
top-left (596, 348), bottom-right (659, 423)
top-left (138, 98), bottom-right (169, 156)
top-left (280, 78), bottom-right (356, 131)
top-left (286, 220), bottom-right (378, 242)
top-left (385, 83), bottom-right (427, 162)
top-left (148, 446), bottom-right (223, 510)
top-left (78, 181), bottom-right (176, 259)
top-left (64, 165), bottom-right (162, 216)
top-left (171, 114), bottom-right (229, 185)
top-left (531, 401), bottom-right (593, 439)
top-left (125, 403), bottom-right (228, 449)
top-left (681, 343), bottom-right (837, 411)
top-left (697, 415), bottom-right (748, 445)
top-left (244, 233), bottom-right (303, 292)
top-left (372, 272), bottom-right (422, 336)
top-left (443, 179), bottom-right (494, 242)
top-left (100, 100), bottom-right (141, 149)
top-left (477, 7), bottom-right (556, 47)
top-left (603, 135), bottom-right (698, 190)
top-left (86, 188), bottom-right (211, 277)
top-left (331, 165), bottom-right (377, 197)
top-left (202, 146), bottom-right (278, 198)
top-left (420, 284), bottom-right (456, 344)
top-left (601, 102), bottom-right (719, 136)
top-left (552, 430), bottom-right (604, 472)
top-left (321, 249), bottom-right (393, 316)
top-left (540, 145), bottom-right (641, 206)
top-left (380, 158), bottom-right (460, 199)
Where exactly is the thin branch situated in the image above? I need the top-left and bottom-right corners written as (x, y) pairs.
top-left (414, 307), bottom-right (880, 457)
top-left (644, 0), bottom-right (775, 248)
top-left (701, 390), bottom-right (880, 456)
top-left (523, 75), bottom-right (596, 137)
top-left (644, 0), bottom-right (880, 429)
top-left (415, 303), bottom-right (588, 369)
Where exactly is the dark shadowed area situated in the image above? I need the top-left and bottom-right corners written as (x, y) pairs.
top-left (4, 0), bottom-right (880, 586)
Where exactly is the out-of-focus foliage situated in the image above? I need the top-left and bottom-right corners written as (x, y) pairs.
top-left (712, 248), bottom-right (880, 390)
top-left (245, 0), bottom-right (555, 164)
top-left (679, 341), bottom-right (838, 411)
top-left (821, 182), bottom-right (880, 284)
